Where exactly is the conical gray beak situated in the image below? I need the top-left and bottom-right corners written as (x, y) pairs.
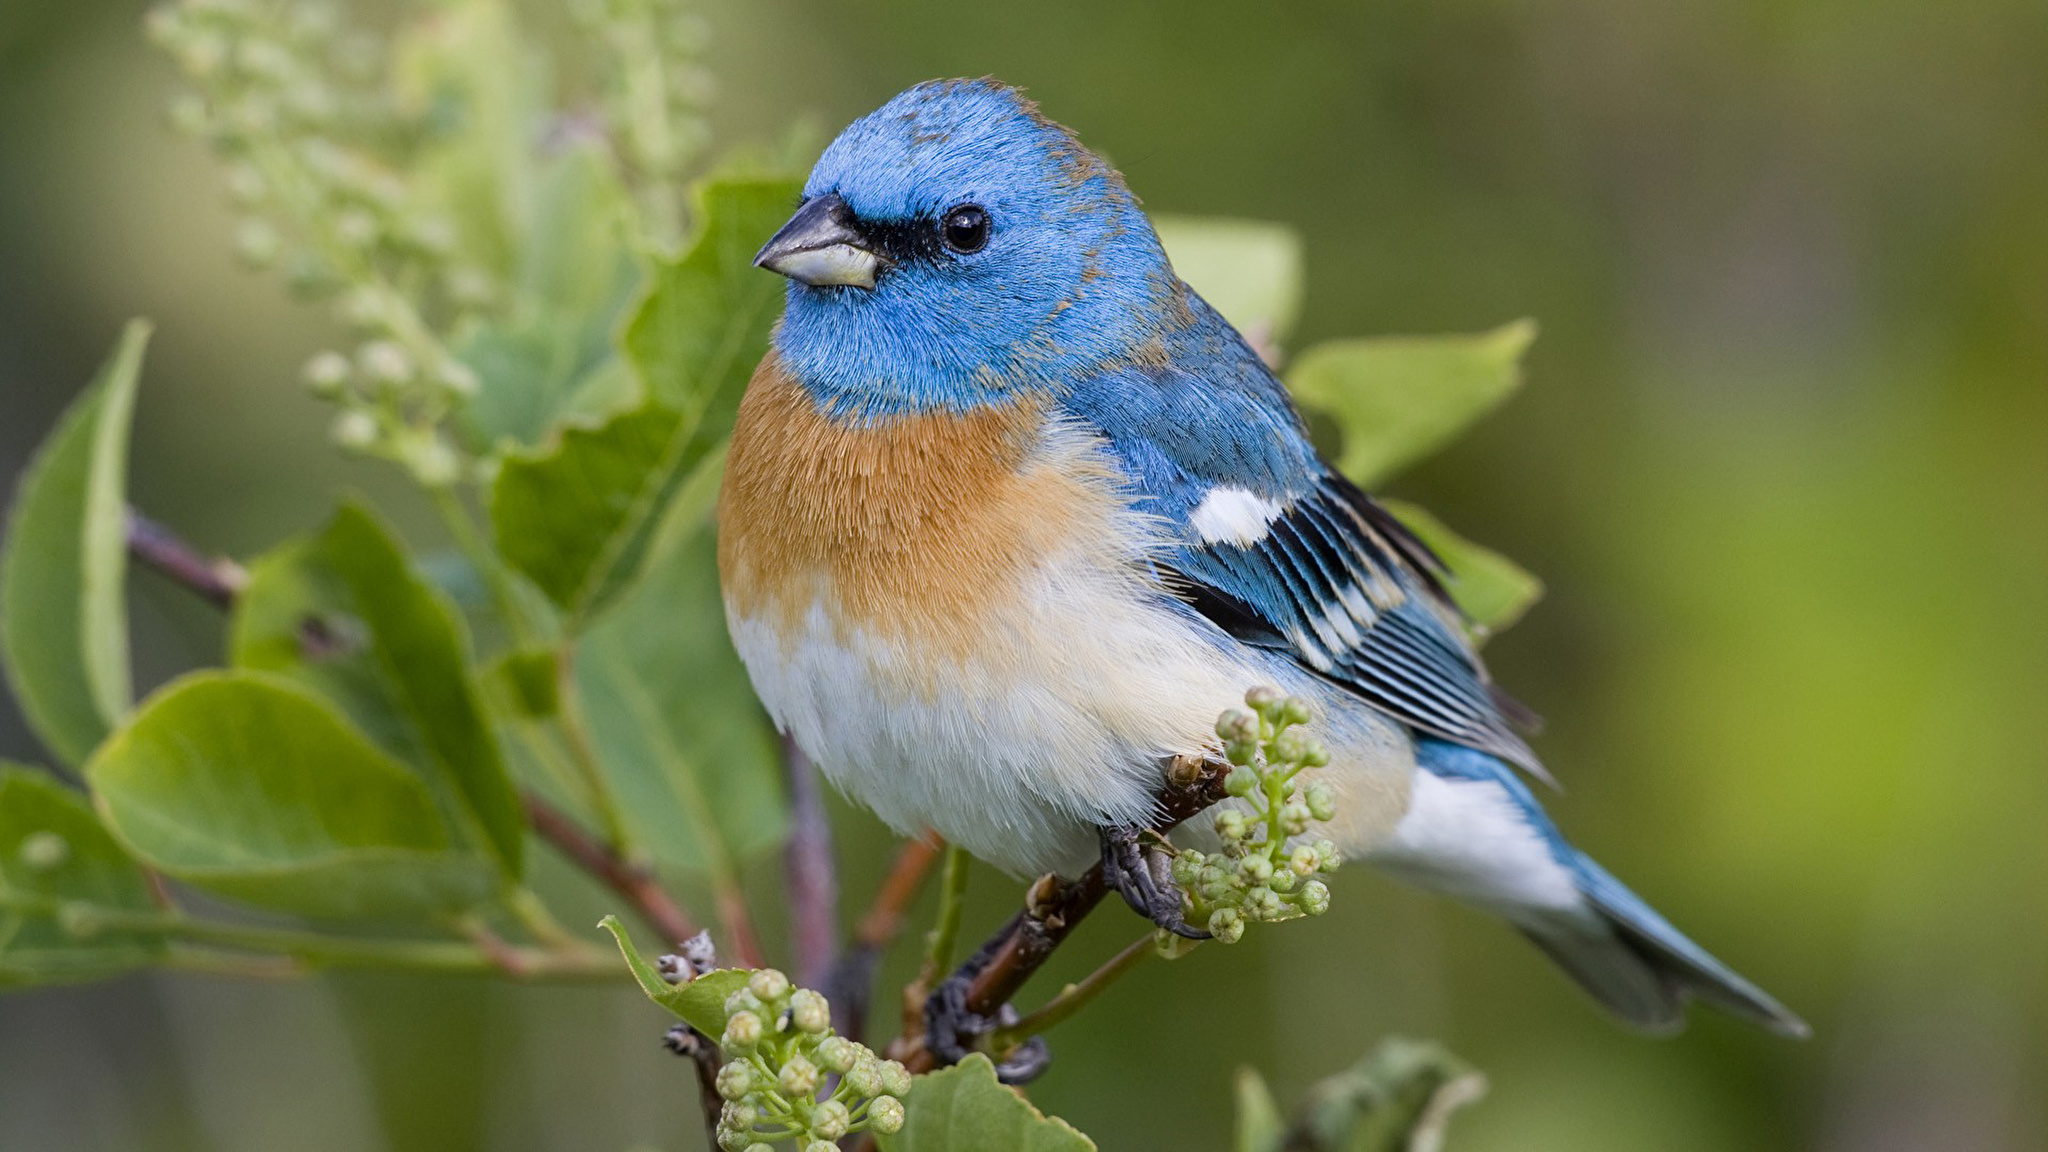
top-left (754, 194), bottom-right (883, 289)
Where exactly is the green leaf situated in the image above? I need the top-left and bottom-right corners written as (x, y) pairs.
top-left (230, 504), bottom-right (525, 875)
top-left (1155, 216), bottom-right (1304, 345)
top-left (488, 174), bottom-right (797, 623)
top-left (0, 764), bottom-right (165, 988)
top-left (1272, 1038), bottom-right (1487, 1152)
top-left (1287, 320), bottom-right (1536, 487)
top-left (576, 526), bottom-right (786, 879)
top-left (1, 320), bottom-right (148, 766)
top-left (87, 672), bottom-right (497, 921)
top-left (596, 914), bottom-right (748, 1036)
top-left (1380, 499), bottom-right (1544, 639)
top-left (878, 1053), bottom-right (1095, 1152)
top-left (1233, 1067), bottom-right (1286, 1152)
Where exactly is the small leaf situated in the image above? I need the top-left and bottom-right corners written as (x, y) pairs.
top-left (1380, 499), bottom-right (1544, 639)
top-left (576, 530), bottom-right (786, 880)
top-left (1, 320), bottom-right (149, 766)
top-left (0, 764), bottom-right (165, 988)
top-left (878, 1053), bottom-right (1095, 1152)
top-left (1282, 1038), bottom-right (1487, 1152)
top-left (1288, 320), bottom-right (1536, 486)
top-left (1155, 216), bottom-right (1305, 345)
top-left (87, 673), bottom-right (496, 921)
top-left (231, 504), bottom-right (525, 876)
top-left (597, 915), bottom-right (748, 1037)
top-left (1234, 1066), bottom-right (1286, 1152)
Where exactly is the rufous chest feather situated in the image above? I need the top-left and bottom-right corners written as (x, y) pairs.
top-left (717, 354), bottom-right (1121, 648)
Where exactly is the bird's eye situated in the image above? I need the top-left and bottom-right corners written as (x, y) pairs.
top-left (940, 204), bottom-right (989, 254)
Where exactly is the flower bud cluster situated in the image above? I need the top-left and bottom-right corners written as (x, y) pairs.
top-left (146, 0), bottom-right (493, 485)
top-left (713, 968), bottom-right (909, 1150)
top-left (571, 0), bottom-right (717, 244)
top-left (1167, 687), bottom-right (1341, 948)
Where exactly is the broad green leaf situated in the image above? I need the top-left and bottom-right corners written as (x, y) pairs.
top-left (0, 764), bottom-right (164, 988)
top-left (87, 673), bottom-right (496, 921)
top-left (231, 504), bottom-right (524, 875)
top-left (1233, 1067), bottom-right (1286, 1152)
top-left (576, 527), bottom-right (786, 878)
top-left (1, 320), bottom-right (148, 766)
top-left (1277, 1038), bottom-right (1486, 1152)
top-left (597, 914), bottom-right (748, 1036)
top-left (489, 398), bottom-right (687, 616)
top-left (621, 176), bottom-right (802, 434)
top-left (488, 175), bottom-right (797, 623)
top-left (878, 1054), bottom-right (1095, 1152)
top-left (1381, 499), bottom-right (1544, 639)
top-left (1156, 216), bottom-right (1304, 346)
top-left (1287, 320), bottom-right (1536, 486)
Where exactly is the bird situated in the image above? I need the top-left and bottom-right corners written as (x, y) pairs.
top-left (718, 77), bottom-right (1807, 1041)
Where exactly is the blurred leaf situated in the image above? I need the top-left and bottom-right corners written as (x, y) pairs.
top-left (87, 673), bottom-right (496, 921)
top-left (1288, 320), bottom-right (1535, 486)
top-left (621, 175), bottom-right (801, 444)
top-left (491, 174), bottom-right (796, 623)
top-left (1233, 1067), bottom-right (1285, 1152)
top-left (1156, 216), bottom-right (1304, 345)
top-left (878, 1053), bottom-right (1095, 1152)
top-left (576, 527), bottom-right (786, 878)
top-left (457, 142), bottom-right (642, 450)
top-left (0, 764), bottom-right (164, 988)
top-left (0, 320), bottom-right (147, 767)
top-left (597, 914), bottom-right (748, 1036)
top-left (1380, 499), bottom-right (1544, 639)
top-left (489, 398), bottom-right (686, 618)
top-left (1249, 1038), bottom-right (1486, 1152)
top-left (230, 504), bottom-right (525, 876)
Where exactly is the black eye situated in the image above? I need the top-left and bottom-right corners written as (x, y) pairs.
top-left (940, 204), bottom-right (989, 254)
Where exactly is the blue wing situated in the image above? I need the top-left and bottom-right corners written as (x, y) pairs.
top-left (1063, 291), bottom-right (1542, 778)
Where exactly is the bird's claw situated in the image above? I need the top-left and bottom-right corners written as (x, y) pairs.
top-left (1100, 825), bottom-right (1210, 939)
top-left (923, 972), bottom-right (1051, 1084)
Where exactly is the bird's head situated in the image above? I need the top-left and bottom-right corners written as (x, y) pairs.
top-left (757, 79), bottom-right (1181, 418)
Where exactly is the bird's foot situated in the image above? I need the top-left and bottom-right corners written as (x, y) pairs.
top-left (1100, 825), bottom-right (1209, 940)
top-left (923, 970), bottom-right (1052, 1084)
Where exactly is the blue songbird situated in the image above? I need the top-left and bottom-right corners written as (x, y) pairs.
top-left (720, 78), bottom-right (1806, 1045)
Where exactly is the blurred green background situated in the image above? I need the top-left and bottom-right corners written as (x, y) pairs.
top-left (5, 0), bottom-right (2046, 1149)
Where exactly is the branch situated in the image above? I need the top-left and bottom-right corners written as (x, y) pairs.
top-left (126, 508), bottom-right (246, 606)
top-left (523, 793), bottom-right (701, 946)
top-left (781, 737), bottom-right (838, 987)
top-left (894, 754), bottom-right (1230, 1073)
top-left (828, 834), bottom-right (942, 1038)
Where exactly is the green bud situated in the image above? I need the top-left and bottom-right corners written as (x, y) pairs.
top-left (1268, 866), bottom-right (1299, 893)
top-left (1280, 801), bottom-right (1312, 836)
top-left (788, 988), bottom-right (830, 1034)
top-left (778, 1053), bottom-right (819, 1097)
top-left (723, 988), bottom-right (763, 1017)
top-left (1224, 740), bottom-right (1258, 766)
top-left (716, 1126), bottom-right (751, 1152)
top-left (1270, 728), bottom-right (1309, 765)
top-left (330, 409), bottom-right (378, 450)
top-left (1299, 879), bottom-right (1331, 915)
top-left (868, 1095), bottom-right (906, 1134)
top-left (1224, 766), bottom-right (1259, 797)
top-left (434, 358), bottom-right (480, 399)
top-left (355, 339), bottom-right (410, 385)
top-left (1304, 782), bottom-right (1337, 823)
top-left (748, 968), bottom-right (791, 1003)
top-left (803, 1143), bottom-right (836, 1152)
top-left (1238, 853), bottom-right (1273, 884)
top-left (1208, 906), bottom-right (1245, 943)
top-left (1302, 741), bottom-right (1331, 768)
top-left (301, 350), bottom-right (350, 396)
top-left (721, 1010), bottom-right (762, 1052)
top-left (715, 1061), bottom-right (753, 1101)
top-left (1215, 709), bottom-right (1258, 742)
top-left (1244, 685), bottom-right (1284, 718)
top-left (814, 1035), bottom-right (858, 1073)
top-left (1280, 696), bottom-right (1313, 726)
top-left (845, 1056), bottom-right (883, 1098)
top-left (811, 1099), bottom-right (850, 1140)
top-left (1213, 809), bottom-right (1249, 842)
top-left (232, 217), bottom-right (280, 268)
top-left (1170, 850), bottom-right (1203, 886)
top-left (1290, 844), bottom-right (1322, 876)
top-left (17, 831), bottom-right (68, 872)
top-left (1313, 839), bottom-right (1343, 869)
top-left (720, 1101), bottom-right (758, 1131)
top-left (408, 439), bottom-right (460, 488)
top-left (877, 1059), bottom-right (913, 1098)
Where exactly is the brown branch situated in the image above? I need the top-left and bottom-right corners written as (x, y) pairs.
top-left (126, 508), bottom-right (246, 607)
top-left (523, 793), bottom-right (701, 947)
top-left (893, 755), bottom-right (1230, 1073)
top-left (781, 737), bottom-right (838, 987)
top-left (828, 833), bottom-right (943, 1040)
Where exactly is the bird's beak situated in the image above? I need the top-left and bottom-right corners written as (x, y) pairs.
top-left (753, 194), bottom-right (883, 289)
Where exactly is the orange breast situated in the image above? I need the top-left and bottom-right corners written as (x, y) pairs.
top-left (717, 354), bottom-right (1119, 655)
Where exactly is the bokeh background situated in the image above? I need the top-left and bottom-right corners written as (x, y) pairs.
top-left (5, 1), bottom-right (2046, 1149)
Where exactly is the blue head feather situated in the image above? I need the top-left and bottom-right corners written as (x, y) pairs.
top-left (773, 79), bottom-right (1182, 418)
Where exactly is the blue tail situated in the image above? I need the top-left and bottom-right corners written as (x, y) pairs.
top-left (1372, 739), bottom-right (1809, 1038)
